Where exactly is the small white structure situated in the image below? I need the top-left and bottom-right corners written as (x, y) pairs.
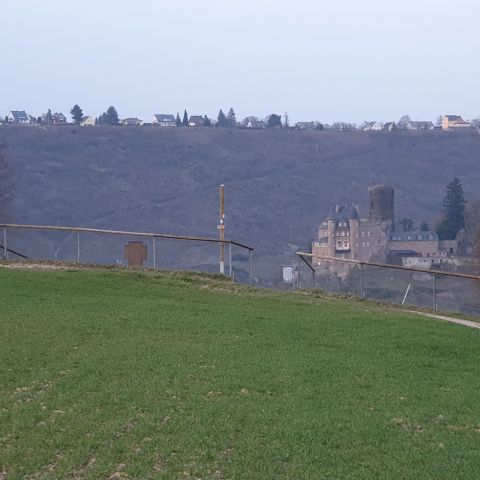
top-left (80, 116), bottom-right (95, 127)
top-left (363, 122), bottom-right (383, 132)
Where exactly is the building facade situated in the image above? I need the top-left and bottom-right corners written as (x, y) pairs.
top-left (311, 186), bottom-right (458, 276)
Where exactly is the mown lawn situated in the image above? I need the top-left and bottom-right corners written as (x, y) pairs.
top-left (0, 267), bottom-right (479, 479)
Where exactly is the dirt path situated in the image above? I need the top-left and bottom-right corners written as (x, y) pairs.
top-left (0, 262), bottom-right (71, 270)
top-left (405, 310), bottom-right (480, 330)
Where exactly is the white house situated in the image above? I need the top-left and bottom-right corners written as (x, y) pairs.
top-left (121, 117), bottom-right (143, 126)
top-left (80, 116), bottom-right (95, 127)
top-left (152, 114), bottom-right (176, 127)
top-left (363, 122), bottom-right (383, 132)
top-left (8, 111), bottom-right (32, 124)
top-left (406, 121), bottom-right (435, 130)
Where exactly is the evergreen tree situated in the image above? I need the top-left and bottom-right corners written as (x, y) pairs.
top-left (4, 116), bottom-right (8, 124)
top-left (284, 112), bottom-right (290, 128)
top-left (175, 112), bottom-right (182, 127)
top-left (102, 106), bottom-right (119, 126)
top-left (70, 104), bottom-right (83, 125)
top-left (436, 178), bottom-right (467, 240)
top-left (182, 110), bottom-right (189, 126)
top-left (420, 221), bottom-right (430, 231)
top-left (45, 109), bottom-right (53, 125)
top-left (203, 115), bottom-right (212, 127)
top-left (217, 109), bottom-right (227, 127)
top-left (226, 108), bottom-right (236, 127)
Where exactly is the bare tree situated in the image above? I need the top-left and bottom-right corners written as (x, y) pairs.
top-left (398, 115), bottom-right (411, 129)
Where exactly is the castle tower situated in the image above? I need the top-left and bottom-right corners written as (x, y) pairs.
top-left (368, 185), bottom-right (395, 225)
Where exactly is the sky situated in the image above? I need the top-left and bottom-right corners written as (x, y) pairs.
top-left (1, 0), bottom-right (479, 124)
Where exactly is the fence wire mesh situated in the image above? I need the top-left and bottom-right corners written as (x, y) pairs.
top-left (0, 225), bottom-right (253, 284)
top-left (297, 255), bottom-right (480, 317)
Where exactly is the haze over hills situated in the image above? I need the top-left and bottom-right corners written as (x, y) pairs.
top-left (1, 126), bottom-right (479, 283)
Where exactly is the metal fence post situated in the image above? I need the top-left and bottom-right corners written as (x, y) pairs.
top-left (433, 273), bottom-right (437, 311)
top-left (76, 231), bottom-right (80, 263)
top-left (153, 236), bottom-right (156, 271)
top-left (228, 242), bottom-right (232, 278)
top-left (3, 228), bottom-right (7, 260)
top-left (360, 263), bottom-right (364, 299)
top-left (249, 250), bottom-right (253, 285)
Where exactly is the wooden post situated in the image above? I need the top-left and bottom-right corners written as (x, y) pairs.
top-left (218, 184), bottom-right (225, 274)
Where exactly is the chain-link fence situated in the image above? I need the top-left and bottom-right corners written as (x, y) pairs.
top-left (296, 253), bottom-right (480, 317)
top-left (0, 224), bottom-right (254, 283)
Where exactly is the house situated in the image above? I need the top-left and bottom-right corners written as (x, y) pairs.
top-left (121, 117), bottom-right (143, 126)
top-left (152, 114), bottom-right (176, 127)
top-left (383, 122), bottom-right (397, 131)
top-left (52, 113), bottom-right (67, 125)
top-left (42, 112), bottom-right (67, 125)
top-left (295, 121), bottom-right (317, 131)
top-left (7, 111), bottom-right (32, 124)
top-left (188, 116), bottom-right (204, 127)
top-left (406, 121), bottom-right (435, 131)
top-left (441, 115), bottom-right (471, 130)
top-left (363, 122), bottom-right (383, 131)
top-left (246, 118), bottom-right (265, 129)
top-left (80, 116), bottom-right (95, 127)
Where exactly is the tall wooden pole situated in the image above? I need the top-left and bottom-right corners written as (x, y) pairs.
top-left (218, 184), bottom-right (225, 274)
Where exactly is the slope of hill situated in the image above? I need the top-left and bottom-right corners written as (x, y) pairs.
top-left (1, 126), bottom-right (479, 282)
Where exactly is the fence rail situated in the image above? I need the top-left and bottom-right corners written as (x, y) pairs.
top-left (0, 224), bottom-right (254, 283)
top-left (296, 252), bottom-right (480, 315)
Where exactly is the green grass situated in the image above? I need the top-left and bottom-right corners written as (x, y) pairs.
top-left (1, 267), bottom-right (479, 479)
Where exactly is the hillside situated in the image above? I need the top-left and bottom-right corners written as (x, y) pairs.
top-left (1, 126), bottom-right (480, 283)
top-left (1, 266), bottom-right (480, 479)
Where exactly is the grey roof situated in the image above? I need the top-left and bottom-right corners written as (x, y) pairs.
top-left (408, 121), bottom-right (434, 129)
top-left (326, 203), bottom-right (358, 222)
top-left (189, 116), bottom-right (204, 124)
top-left (295, 121), bottom-right (316, 129)
top-left (390, 231), bottom-right (438, 242)
top-left (154, 114), bottom-right (175, 122)
top-left (10, 110), bottom-right (29, 121)
top-left (318, 236), bottom-right (328, 243)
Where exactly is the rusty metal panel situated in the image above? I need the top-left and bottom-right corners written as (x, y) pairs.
top-left (124, 241), bottom-right (148, 268)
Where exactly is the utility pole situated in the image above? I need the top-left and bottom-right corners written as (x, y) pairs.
top-left (218, 184), bottom-right (225, 274)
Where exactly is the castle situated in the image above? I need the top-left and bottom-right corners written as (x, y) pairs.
top-left (311, 186), bottom-right (458, 276)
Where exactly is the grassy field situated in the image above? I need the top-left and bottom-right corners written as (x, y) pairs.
top-left (1, 267), bottom-right (479, 479)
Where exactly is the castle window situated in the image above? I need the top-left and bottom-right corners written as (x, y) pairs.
top-left (361, 232), bottom-right (365, 237)
top-left (366, 242), bottom-right (370, 247)
top-left (367, 231), bottom-right (371, 237)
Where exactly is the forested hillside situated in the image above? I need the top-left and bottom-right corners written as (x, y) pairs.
top-left (1, 126), bottom-right (479, 283)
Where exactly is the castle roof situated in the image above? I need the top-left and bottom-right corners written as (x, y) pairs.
top-left (326, 203), bottom-right (358, 222)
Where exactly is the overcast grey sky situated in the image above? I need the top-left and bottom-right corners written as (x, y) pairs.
top-left (2, 0), bottom-right (478, 124)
